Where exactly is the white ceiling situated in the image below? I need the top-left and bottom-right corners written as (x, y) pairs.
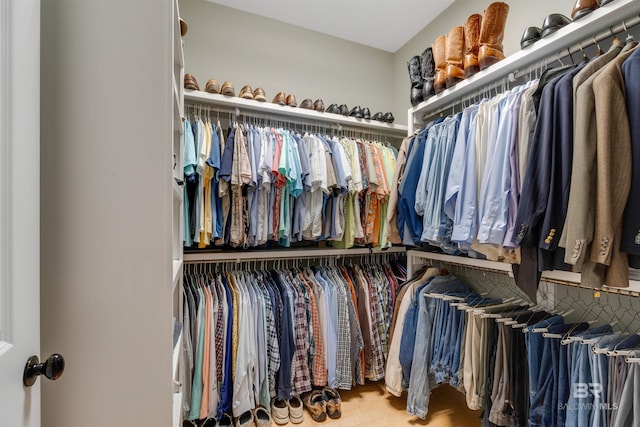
top-left (206, 0), bottom-right (456, 53)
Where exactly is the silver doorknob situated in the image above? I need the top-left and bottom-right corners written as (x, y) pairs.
top-left (23, 353), bottom-right (65, 387)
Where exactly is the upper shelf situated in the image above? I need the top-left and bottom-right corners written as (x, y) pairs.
top-left (185, 90), bottom-right (409, 135)
top-left (409, 0), bottom-right (640, 123)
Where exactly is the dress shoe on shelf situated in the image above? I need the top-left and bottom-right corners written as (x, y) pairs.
top-left (221, 81), bottom-right (235, 96)
top-left (383, 112), bottom-right (395, 123)
top-left (326, 103), bottom-right (339, 114)
top-left (600, 0), bottom-right (615, 5)
top-left (445, 25), bottom-right (465, 88)
top-left (478, 2), bottom-right (510, 71)
top-left (253, 87), bottom-right (267, 102)
top-left (349, 105), bottom-right (363, 118)
top-left (407, 55), bottom-right (423, 106)
top-left (521, 26), bottom-right (542, 49)
top-left (314, 99), bottom-right (325, 112)
top-left (272, 91), bottom-right (286, 105)
top-left (286, 94), bottom-right (297, 107)
top-left (371, 112), bottom-right (384, 121)
top-left (179, 18), bottom-right (188, 37)
top-left (420, 47), bottom-right (436, 100)
top-left (205, 79), bottom-right (220, 94)
top-left (338, 104), bottom-right (349, 116)
top-left (362, 107), bottom-right (371, 120)
top-left (433, 35), bottom-right (447, 94)
top-left (300, 98), bottom-right (314, 109)
top-left (184, 73), bottom-right (200, 91)
top-left (541, 14), bottom-right (572, 38)
top-left (571, 0), bottom-right (599, 20)
top-left (464, 14), bottom-right (482, 78)
top-left (239, 84), bottom-right (254, 99)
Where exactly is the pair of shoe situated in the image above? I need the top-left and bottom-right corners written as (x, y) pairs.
top-left (325, 103), bottom-right (349, 116)
top-left (272, 92), bottom-right (297, 107)
top-left (234, 406), bottom-right (272, 427)
top-left (301, 387), bottom-right (342, 422)
top-left (299, 98), bottom-right (325, 112)
top-left (371, 112), bottom-right (395, 123)
top-left (187, 412), bottom-right (233, 427)
top-left (201, 79), bottom-right (235, 96)
top-left (238, 84), bottom-right (267, 102)
top-left (348, 106), bottom-right (371, 119)
top-left (416, 2), bottom-right (509, 98)
top-left (271, 396), bottom-right (303, 425)
top-left (521, 13), bottom-right (573, 50)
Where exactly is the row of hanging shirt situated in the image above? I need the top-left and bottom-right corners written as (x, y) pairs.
top-left (387, 36), bottom-right (640, 297)
top-left (182, 111), bottom-right (399, 250)
top-left (385, 266), bottom-right (640, 426)
top-left (180, 257), bottom-right (406, 422)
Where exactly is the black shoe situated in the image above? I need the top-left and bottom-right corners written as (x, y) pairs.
top-left (407, 55), bottom-right (422, 87)
top-left (383, 112), bottom-right (395, 123)
top-left (372, 112), bottom-right (384, 122)
top-left (326, 103), bottom-right (339, 114)
top-left (338, 104), bottom-right (349, 116)
top-left (420, 47), bottom-right (435, 100)
top-left (362, 107), bottom-right (371, 120)
top-left (411, 86), bottom-right (423, 106)
top-left (349, 106), bottom-right (363, 118)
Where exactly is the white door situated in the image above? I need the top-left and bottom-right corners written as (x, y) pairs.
top-left (0, 1), bottom-right (52, 426)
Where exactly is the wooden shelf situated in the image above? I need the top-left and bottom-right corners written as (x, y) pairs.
top-left (185, 90), bottom-right (409, 135)
top-left (408, 0), bottom-right (640, 130)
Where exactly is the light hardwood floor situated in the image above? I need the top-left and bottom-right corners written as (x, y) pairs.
top-left (292, 382), bottom-right (483, 427)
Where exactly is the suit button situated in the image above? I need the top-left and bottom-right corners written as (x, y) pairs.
top-left (545, 238), bottom-right (552, 244)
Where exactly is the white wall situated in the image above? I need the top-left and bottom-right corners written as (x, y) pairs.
top-left (392, 0), bottom-right (577, 121)
top-left (40, 0), bottom-right (173, 426)
top-left (180, 0), bottom-right (398, 121)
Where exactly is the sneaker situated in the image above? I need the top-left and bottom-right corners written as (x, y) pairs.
top-left (235, 410), bottom-right (256, 427)
top-left (322, 387), bottom-right (342, 419)
top-left (254, 405), bottom-right (272, 427)
top-left (288, 396), bottom-right (304, 424)
top-left (302, 390), bottom-right (327, 422)
top-left (270, 398), bottom-right (289, 425)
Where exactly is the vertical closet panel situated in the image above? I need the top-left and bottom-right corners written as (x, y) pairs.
top-left (40, 0), bottom-right (173, 426)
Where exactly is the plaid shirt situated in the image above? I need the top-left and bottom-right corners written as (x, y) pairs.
top-left (330, 268), bottom-right (353, 390)
top-left (298, 270), bottom-right (328, 387)
top-left (283, 272), bottom-right (311, 395)
top-left (256, 273), bottom-right (281, 398)
top-left (213, 276), bottom-right (227, 385)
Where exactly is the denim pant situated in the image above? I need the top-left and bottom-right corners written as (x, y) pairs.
top-left (612, 357), bottom-right (640, 427)
top-left (525, 315), bottom-right (564, 411)
top-left (406, 276), bottom-right (469, 419)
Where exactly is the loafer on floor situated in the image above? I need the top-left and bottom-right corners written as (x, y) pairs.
top-left (271, 398), bottom-right (289, 425)
top-left (254, 406), bottom-right (272, 427)
top-left (202, 418), bottom-right (217, 427)
top-left (302, 390), bottom-right (327, 422)
top-left (322, 387), bottom-right (342, 419)
top-left (289, 396), bottom-right (304, 424)
top-left (218, 413), bottom-right (234, 427)
top-left (221, 81), bottom-right (235, 96)
top-left (541, 14), bottom-right (572, 38)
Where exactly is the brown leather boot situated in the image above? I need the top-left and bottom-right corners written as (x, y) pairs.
top-left (433, 35), bottom-right (447, 94)
top-left (445, 26), bottom-right (465, 89)
top-left (478, 2), bottom-right (509, 71)
top-left (464, 14), bottom-right (482, 78)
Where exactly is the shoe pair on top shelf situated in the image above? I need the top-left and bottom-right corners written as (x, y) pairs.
top-left (325, 104), bottom-right (395, 123)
